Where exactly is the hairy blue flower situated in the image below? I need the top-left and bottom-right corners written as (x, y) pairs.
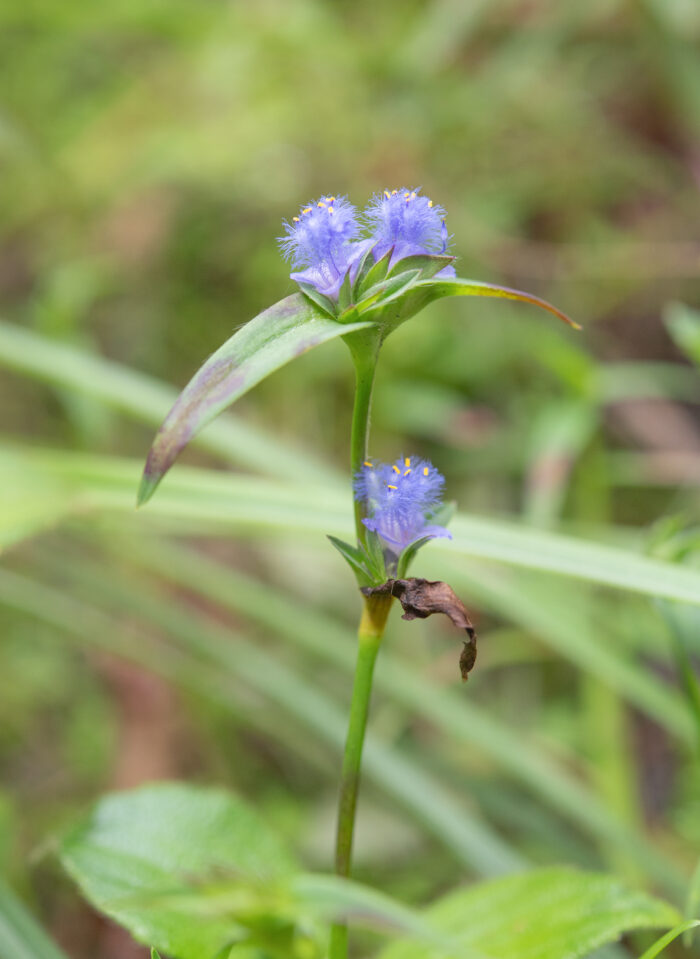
top-left (279, 195), bottom-right (373, 300)
top-left (364, 188), bottom-right (456, 277)
top-left (354, 456), bottom-right (451, 555)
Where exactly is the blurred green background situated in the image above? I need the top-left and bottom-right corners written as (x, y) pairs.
top-left (1, 1), bottom-right (700, 956)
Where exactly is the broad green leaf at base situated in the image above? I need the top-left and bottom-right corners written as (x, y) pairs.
top-left (377, 868), bottom-right (679, 959)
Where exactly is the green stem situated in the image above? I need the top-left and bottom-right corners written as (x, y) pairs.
top-left (345, 328), bottom-right (382, 545)
top-left (329, 592), bottom-right (393, 959)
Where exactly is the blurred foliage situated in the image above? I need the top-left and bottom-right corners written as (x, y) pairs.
top-left (1, 0), bottom-right (700, 957)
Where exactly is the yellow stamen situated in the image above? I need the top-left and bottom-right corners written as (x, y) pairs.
top-left (363, 461), bottom-right (373, 467)
top-left (423, 467), bottom-right (429, 476)
top-left (384, 190), bottom-right (391, 199)
top-left (404, 192), bottom-right (410, 199)
top-left (404, 469), bottom-right (411, 476)
top-left (303, 207), bottom-right (312, 214)
top-left (317, 201), bottom-right (326, 207)
top-left (392, 464), bottom-right (401, 474)
top-left (328, 196), bottom-right (336, 202)
top-left (411, 191), bottom-right (416, 199)
top-left (428, 200), bottom-right (433, 208)
top-left (387, 484), bottom-right (397, 490)
top-left (392, 189), bottom-right (397, 195)
top-left (404, 457), bottom-right (411, 467)
top-left (293, 216), bottom-right (300, 222)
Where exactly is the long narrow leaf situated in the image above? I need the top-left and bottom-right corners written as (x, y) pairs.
top-left (0, 320), bottom-right (338, 485)
top-left (5, 447), bottom-right (700, 608)
top-left (0, 879), bottom-right (68, 959)
top-left (0, 567), bottom-right (521, 878)
top-left (137, 294), bottom-right (371, 504)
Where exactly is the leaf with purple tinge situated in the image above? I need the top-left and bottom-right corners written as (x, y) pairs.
top-left (137, 294), bottom-right (373, 506)
top-left (370, 275), bottom-right (580, 332)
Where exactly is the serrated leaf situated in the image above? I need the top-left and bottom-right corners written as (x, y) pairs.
top-left (377, 868), bottom-right (679, 959)
top-left (138, 295), bottom-right (372, 505)
top-left (58, 783), bottom-right (297, 959)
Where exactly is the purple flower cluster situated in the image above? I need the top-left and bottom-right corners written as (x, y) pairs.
top-left (279, 188), bottom-right (455, 301)
top-left (364, 189), bottom-right (455, 274)
top-left (354, 456), bottom-right (451, 555)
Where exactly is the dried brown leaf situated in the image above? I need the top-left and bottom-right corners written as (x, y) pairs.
top-left (362, 578), bottom-right (477, 680)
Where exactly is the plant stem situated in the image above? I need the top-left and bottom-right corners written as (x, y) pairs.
top-left (345, 328), bottom-right (382, 545)
top-left (329, 591), bottom-right (393, 959)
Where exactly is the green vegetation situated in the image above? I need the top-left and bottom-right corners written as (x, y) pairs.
top-left (1, 1), bottom-right (700, 956)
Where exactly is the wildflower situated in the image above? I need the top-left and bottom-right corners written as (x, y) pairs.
top-left (279, 195), bottom-right (374, 300)
top-left (364, 188), bottom-right (456, 277)
top-left (354, 456), bottom-right (452, 555)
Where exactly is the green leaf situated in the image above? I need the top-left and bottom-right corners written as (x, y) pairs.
top-left (664, 302), bottom-right (700, 367)
top-left (327, 535), bottom-right (372, 586)
top-left (0, 878), bottom-right (69, 959)
top-left (386, 253), bottom-right (456, 281)
top-left (377, 868), bottom-right (679, 959)
top-left (151, 950), bottom-right (162, 959)
top-left (296, 283), bottom-right (336, 319)
top-left (355, 247), bottom-right (392, 295)
top-left (291, 874), bottom-right (450, 947)
top-left (137, 294), bottom-right (372, 506)
top-left (637, 921), bottom-right (700, 959)
top-left (378, 275), bottom-right (579, 333)
top-left (58, 782), bottom-right (297, 959)
top-left (0, 320), bottom-right (339, 486)
top-left (355, 269), bottom-right (421, 314)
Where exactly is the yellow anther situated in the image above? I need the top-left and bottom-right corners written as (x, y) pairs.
top-left (411, 191), bottom-right (416, 199)
top-left (403, 469), bottom-right (411, 476)
top-left (423, 467), bottom-right (429, 476)
top-left (303, 207), bottom-right (312, 214)
top-left (404, 192), bottom-right (410, 199)
top-left (363, 461), bottom-right (373, 467)
top-left (328, 207), bottom-right (334, 214)
top-left (387, 484), bottom-right (398, 490)
top-left (328, 196), bottom-right (336, 202)
top-left (392, 189), bottom-right (397, 195)
top-left (293, 216), bottom-right (300, 222)
top-left (392, 464), bottom-right (401, 474)
top-left (317, 201), bottom-right (326, 207)
top-left (428, 200), bottom-right (433, 208)
top-left (384, 190), bottom-right (391, 199)
top-left (404, 457), bottom-right (411, 467)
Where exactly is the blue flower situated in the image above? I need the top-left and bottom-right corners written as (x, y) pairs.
top-left (354, 456), bottom-right (452, 555)
top-left (364, 188), bottom-right (456, 277)
top-left (279, 195), bottom-right (374, 300)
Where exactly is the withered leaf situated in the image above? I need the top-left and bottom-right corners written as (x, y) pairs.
top-left (362, 578), bottom-right (477, 681)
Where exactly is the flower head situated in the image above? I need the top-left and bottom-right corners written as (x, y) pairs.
top-left (279, 195), bottom-right (373, 300)
top-left (354, 455), bottom-right (452, 555)
top-left (364, 188), bottom-right (456, 277)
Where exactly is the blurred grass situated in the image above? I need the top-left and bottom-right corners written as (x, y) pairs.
top-left (1, 1), bottom-right (700, 957)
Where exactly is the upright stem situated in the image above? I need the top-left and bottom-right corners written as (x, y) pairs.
top-left (329, 329), bottom-right (388, 959)
top-left (329, 592), bottom-right (393, 959)
top-left (346, 329), bottom-right (382, 544)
